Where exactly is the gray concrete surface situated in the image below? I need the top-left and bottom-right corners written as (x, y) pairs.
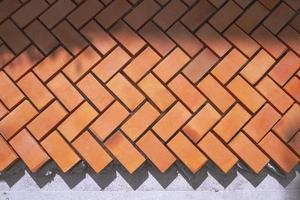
top-left (0, 161), bottom-right (299, 199)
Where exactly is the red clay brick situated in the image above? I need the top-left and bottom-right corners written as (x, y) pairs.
top-left (47, 73), bottom-right (84, 111)
top-left (72, 131), bottom-right (112, 173)
top-left (137, 131), bottom-right (176, 173)
top-left (105, 131), bottom-right (145, 174)
top-left (256, 76), bottom-right (293, 113)
top-left (90, 101), bottom-right (129, 141)
top-left (183, 48), bottom-right (218, 83)
top-left (279, 26), bottom-right (300, 56)
top-left (183, 103), bottom-right (221, 143)
top-left (0, 100), bottom-right (37, 140)
top-left (0, 45), bottom-right (13, 68)
top-left (0, 102), bottom-right (8, 119)
top-left (153, 102), bottom-right (191, 142)
top-left (10, 129), bottom-right (49, 172)
top-left (17, 72), bottom-right (53, 110)
top-left (63, 47), bottom-right (101, 82)
top-left (227, 76), bottom-right (266, 113)
top-left (198, 132), bottom-right (238, 173)
top-left (121, 102), bottom-right (159, 141)
top-left (41, 131), bottom-right (80, 173)
top-left (259, 0), bottom-right (280, 9)
top-left (77, 74), bottom-right (114, 111)
top-left (153, 48), bottom-right (189, 83)
top-left (139, 22), bottom-right (175, 56)
top-left (243, 104), bottom-right (281, 143)
top-left (0, 71), bottom-right (24, 109)
top-left (285, 77), bottom-right (300, 103)
top-left (0, 0), bottom-right (20, 23)
top-left (272, 104), bottom-right (300, 142)
top-left (27, 101), bottom-right (67, 141)
top-left (107, 74), bottom-right (144, 111)
top-left (289, 132), bottom-right (300, 156)
top-left (229, 132), bottom-right (269, 173)
top-left (110, 21), bottom-right (145, 55)
top-left (81, 20), bottom-right (116, 55)
top-left (93, 47), bottom-right (130, 82)
top-left (269, 51), bottom-right (300, 86)
top-left (196, 24), bottom-right (231, 57)
top-left (123, 47), bottom-right (160, 83)
top-left (168, 74), bottom-right (206, 112)
top-left (197, 75), bottom-right (235, 113)
top-left (212, 49), bottom-right (247, 84)
top-left (259, 132), bottom-right (299, 173)
top-left (138, 73), bottom-right (175, 112)
top-left (0, 135), bottom-right (18, 172)
top-left (167, 132), bottom-right (207, 173)
top-left (214, 104), bottom-right (251, 143)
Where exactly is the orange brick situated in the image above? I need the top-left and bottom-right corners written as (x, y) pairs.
top-left (96, 0), bottom-right (131, 29)
top-left (227, 76), bottom-right (265, 113)
top-left (240, 50), bottom-right (275, 85)
top-left (0, 71), bottom-right (24, 109)
top-left (153, 102), bottom-right (191, 141)
top-left (139, 22), bottom-right (175, 56)
top-left (90, 101), bottom-right (129, 141)
top-left (183, 103), bottom-right (221, 143)
top-left (273, 104), bottom-right (300, 142)
top-left (41, 131), bottom-right (80, 172)
top-left (0, 102), bottom-right (8, 119)
top-left (252, 26), bottom-right (286, 59)
top-left (153, 48), bottom-right (189, 83)
top-left (121, 102), bottom-right (159, 141)
top-left (259, 132), bottom-right (299, 173)
top-left (125, 0), bottom-right (160, 30)
top-left (224, 25), bottom-right (260, 58)
top-left (0, 101), bottom-right (37, 140)
top-left (181, 0), bottom-right (215, 31)
top-left (81, 20), bottom-right (116, 55)
top-left (39, 0), bottom-right (75, 28)
top-left (53, 21), bottom-right (87, 55)
top-left (72, 131), bottom-right (112, 173)
top-left (0, 45), bottom-right (13, 68)
top-left (183, 48), bottom-right (218, 83)
top-left (256, 76), bottom-right (293, 113)
top-left (154, 0), bottom-right (187, 30)
top-left (93, 47), bottom-right (130, 82)
top-left (67, 0), bottom-right (103, 29)
top-left (77, 74), bottom-right (114, 111)
top-left (5, 46), bottom-right (43, 81)
top-left (196, 24), bottom-right (231, 57)
top-left (167, 22), bottom-right (203, 57)
top-left (63, 47), bottom-right (101, 82)
top-left (167, 132), bottom-right (207, 173)
top-left (197, 75), bottom-right (235, 113)
top-left (209, 1), bottom-right (242, 32)
top-left (198, 132), bottom-right (238, 173)
top-left (17, 72), bottom-right (53, 110)
top-left (285, 77), bottom-right (300, 103)
top-left (58, 102), bottom-right (98, 142)
top-left (138, 73), bottom-right (175, 112)
top-left (137, 131), bottom-right (176, 173)
top-left (27, 101), bottom-right (67, 141)
top-left (212, 49), bottom-right (247, 84)
top-left (289, 132), bottom-right (300, 156)
top-left (214, 104), bottom-right (251, 143)
top-left (229, 132), bottom-right (269, 173)
top-left (168, 74), bottom-right (206, 112)
top-left (105, 131), bottom-right (145, 174)
top-left (107, 74), bottom-right (144, 111)
top-left (10, 129), bottom-right (49, 172)
top-left (110, 21), bottom-right (145, 55)
top-left (47, 73), bottom-right (84, 111)
top-left (0, 135), bottom-right (18, 172)
top-left (269, 51), bottom-right (300, 86)
top-left (34, 47), bottom-right (72, 82)
top-left (279, 26), bottom-right (300, 55)
top-left (123, 47), bottom-right (160, 82)
top-left (243, 104), bottom-right (281, 142)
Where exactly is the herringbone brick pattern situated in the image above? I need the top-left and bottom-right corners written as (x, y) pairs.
top-left (0, 0), bottom-right (299, 176)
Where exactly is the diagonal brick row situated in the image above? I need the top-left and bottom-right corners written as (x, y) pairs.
top-left (0, 0), bottom-right (299, 177)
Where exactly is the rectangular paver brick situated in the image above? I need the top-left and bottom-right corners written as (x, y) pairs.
top-left (0, 135), bottom-right (18, 172)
